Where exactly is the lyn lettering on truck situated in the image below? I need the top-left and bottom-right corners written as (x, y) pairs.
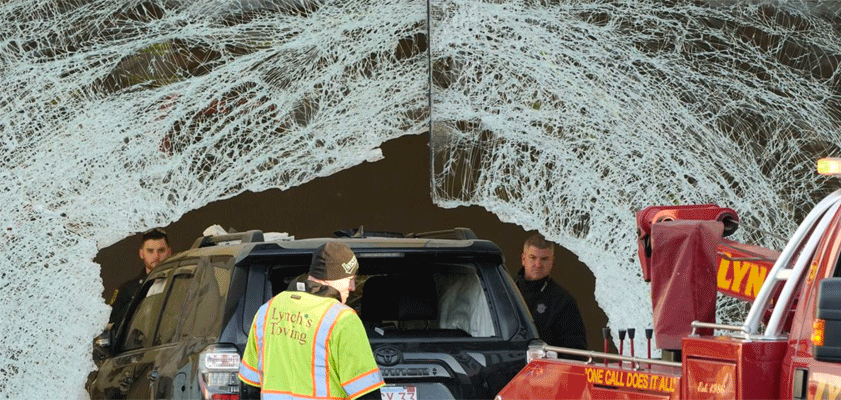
top-left (814, 373), bottom-right (841, 400)
top-left (717, 253), bottom-right (768, 300)
top-left (584, 367), bottom-right (677, 393)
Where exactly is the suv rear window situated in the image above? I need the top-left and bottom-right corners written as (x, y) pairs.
top-left (264, 262), bottom-right (497, 338)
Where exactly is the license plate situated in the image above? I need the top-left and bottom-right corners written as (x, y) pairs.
top-left (380, 385), bottom-right (416, 400)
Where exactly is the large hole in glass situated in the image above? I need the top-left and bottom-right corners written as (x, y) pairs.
top-left (94, 134), bottom-right (608, 349)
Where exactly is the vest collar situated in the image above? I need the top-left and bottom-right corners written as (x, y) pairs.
top-left (287, 275), bottom-right (343, 302)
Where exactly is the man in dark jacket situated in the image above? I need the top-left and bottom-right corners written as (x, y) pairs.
top-left (515, 234), bottom-right (587, 350)
top-left (107, 228), bottom-right (172, 327)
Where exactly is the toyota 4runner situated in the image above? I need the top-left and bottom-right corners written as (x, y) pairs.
top-left (88, 227), bottom-right (540, 399)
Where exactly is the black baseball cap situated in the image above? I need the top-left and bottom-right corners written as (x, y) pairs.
top-left (309, 242), bottom-right (358, 280)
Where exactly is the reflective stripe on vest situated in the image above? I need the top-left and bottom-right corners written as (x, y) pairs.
top-left (240, 300), bottom-right (271, 387)
top-left (312, 302), bottom-right (349, 398)
top-left (256, 298), bottom-right (274, 384)
top-left (260, 390), bottom-right (341, 400)
top-left (343, 368), bottom-right (385, 398)
top-left (238, 360), bottom-right (261, 387)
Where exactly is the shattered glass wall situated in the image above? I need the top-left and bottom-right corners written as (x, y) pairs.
top-left (0, 0), bottom-right (427, 397)
top-left (1, 0), bottom-right (840, 397)
top-left (430, 0), bottom-right (841, 349)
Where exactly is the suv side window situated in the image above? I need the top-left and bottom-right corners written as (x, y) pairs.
top-left (182, 258), bottom-right (233, 338)
top-left (154, 273), bottom-right (193, 346)
top-left (122, 277), bottom-right (167, 352)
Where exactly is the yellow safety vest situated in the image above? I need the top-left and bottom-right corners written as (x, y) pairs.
top-left (239, 291), bottom-right (384, 399)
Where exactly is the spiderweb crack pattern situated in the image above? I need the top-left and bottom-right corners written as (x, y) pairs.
top-left (2, 0), bottom-right (841, 397)
top-left (431, 0), bottom-right (841, 351)
top-left (1, 0), bottom-right (426, 397)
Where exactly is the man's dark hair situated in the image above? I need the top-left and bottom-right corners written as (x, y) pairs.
top-left (141, 227), bottom-right (169, 246)
top-left (523, 233), bottom-right (553, 252)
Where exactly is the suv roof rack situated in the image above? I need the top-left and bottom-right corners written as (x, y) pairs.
top-left (334, 226), bottom-right (404, 238)
top-left (333, 226), bottom-right (478, 240)
top-left (407, 227), bottom-right (478, 240)
top-left (191, 230), bottom-right (265, 249)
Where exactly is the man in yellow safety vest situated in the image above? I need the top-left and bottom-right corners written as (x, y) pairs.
top-left (239, 242), bottom-right (385, 399)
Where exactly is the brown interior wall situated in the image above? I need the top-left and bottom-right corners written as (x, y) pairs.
top-left (95, 133), bottom-right (611, 350)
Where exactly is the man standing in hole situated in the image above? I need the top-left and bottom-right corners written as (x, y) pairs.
top-left (108, 227), bottom-right (172, 327)
top-left (515, 234), bottom-right (587, 350)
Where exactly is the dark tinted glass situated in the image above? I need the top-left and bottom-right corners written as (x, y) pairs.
top-left (184, 260), bottom-right (233, 338)
top-left (357, 267), bottom-right (495, 338)
top-left (269, 265), bottom-right (309, 296)
top-left (154, 274), bottom-right (192, 345)
top-left (122, 277), bottom-right (167, 352)
top-left (263, 262), bottom-right (496, 338)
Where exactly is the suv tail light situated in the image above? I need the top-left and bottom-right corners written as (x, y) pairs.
top-left (199, 344), bottom-right (241, 400)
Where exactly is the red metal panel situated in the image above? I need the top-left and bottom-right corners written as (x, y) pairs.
top-left (590, 387), bottom-right (675, 399)
top-left (685, 358), bottom-right (737, 399)
top-left (495, 360), bottom-right (681, 400)
top-left (738, 341), bottom-right (796, 400)
top-left (682, 336), bottom-right (744, 362)
top-left (682, 336), bottom-right (787, 399)
top-left (495, 360), bottom-right (588, 399)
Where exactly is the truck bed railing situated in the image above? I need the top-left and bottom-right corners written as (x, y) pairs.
top-left (744, 189), bottom-right (841, 336)
top-left (690, 321), bottom-right (748, 336)
top-left (689, 321), bottom-right (788, 343)
top-left (541, 344), bottom-right (683, 370)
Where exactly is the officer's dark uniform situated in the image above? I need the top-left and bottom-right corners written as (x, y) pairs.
top-left (108, 271), bottom-right (145, 327)
top-left (516, 268), bottom-right (587, 350)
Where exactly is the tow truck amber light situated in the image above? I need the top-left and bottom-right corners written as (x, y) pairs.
top-left (812, 319), bottom-right (826, 346)
top-left (817, 158), bottom-right (841, 176)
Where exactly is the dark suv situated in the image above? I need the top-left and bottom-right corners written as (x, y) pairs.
top-left (88, 227), bottom-right (540, 399)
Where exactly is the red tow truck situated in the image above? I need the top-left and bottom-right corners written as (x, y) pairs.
top-left (496, 158), bottom-right (841, 400)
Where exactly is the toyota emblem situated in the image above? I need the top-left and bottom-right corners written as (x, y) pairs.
top-left (374, 345), bottom-right (402, 366)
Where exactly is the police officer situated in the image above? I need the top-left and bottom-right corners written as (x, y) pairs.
top-left (239, 242), bottom-right (384, 399)
top-left (515, 234), bottom-right (587, 350)
top-left (108, 227), bottom-right (172, 327)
